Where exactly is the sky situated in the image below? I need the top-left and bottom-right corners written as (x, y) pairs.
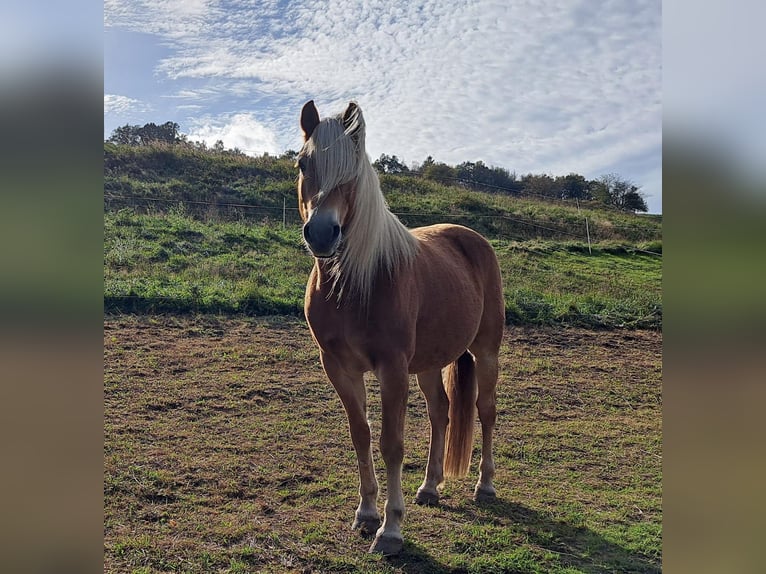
top-left (104, 0), bottom-right (662, 213)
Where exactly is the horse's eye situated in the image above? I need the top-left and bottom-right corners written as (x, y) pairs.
top-left (297, 157), bottom-right (308, 173)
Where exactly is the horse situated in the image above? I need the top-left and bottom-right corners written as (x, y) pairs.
top-left (297, 100), bottom-right (504, 555)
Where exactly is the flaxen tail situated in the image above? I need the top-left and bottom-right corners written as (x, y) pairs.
top-left (443, 351), bottom-right (477, 478)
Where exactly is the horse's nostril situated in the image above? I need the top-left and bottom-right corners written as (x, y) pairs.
top-left (331, 224), bottom-right (341, 241)
top-left (303, 224), bottom-right (312, 243)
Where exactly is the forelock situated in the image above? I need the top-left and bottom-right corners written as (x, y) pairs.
top-left (308, 117), bottom-right (360, 193)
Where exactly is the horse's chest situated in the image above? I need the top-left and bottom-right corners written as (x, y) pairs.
top-left (309, 324), bottom-right (378, 373)
top-left (306, 300), bottom-right (414, 373)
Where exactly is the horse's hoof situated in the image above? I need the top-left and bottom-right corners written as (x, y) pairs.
top-left (414, 488), bottom-right (440, 506)
top-left (474, 485), bottom-right (497, 503)
top-left (352, 515), bottom-right (381, 537)
top-left (369, 532), bottom-right (404, 556)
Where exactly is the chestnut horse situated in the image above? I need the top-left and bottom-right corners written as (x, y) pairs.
top-left (297, 100), bottom-right (504, 555)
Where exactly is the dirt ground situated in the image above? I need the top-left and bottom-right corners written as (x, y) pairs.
top-left (104, 315), bottom-right (662, 573)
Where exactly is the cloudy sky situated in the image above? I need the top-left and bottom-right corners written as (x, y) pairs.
top-left (104, 0), bottom-right (662, 213)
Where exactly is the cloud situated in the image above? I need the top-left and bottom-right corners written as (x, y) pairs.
top-left (151, 1), bottom-right (659, 161)
top-left (104, 0), bottom-right (214, 38)
top-left (105, 0), bottom-right (662, 208)
top-left (186, 113), bottom-right (280, 156)
top-left (104, 93), bottom-right (151, 115)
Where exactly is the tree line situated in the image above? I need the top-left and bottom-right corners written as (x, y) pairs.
top-left (372, 154), bottom-right (648, 212)
top-left (107, 121), bottom-right (247, 156)
top-left (106, 122), bottom-right (648, 212)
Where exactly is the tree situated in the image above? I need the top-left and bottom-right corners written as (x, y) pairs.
top-left (556, 173), bottom-right (591, 200)
top-left (422, 159), bottom-right (457, 182)
top-left (107, 124), bottom-right (142, 146)
top-left (373, 154), bottom-right (409, 174)
top-left (521, 173), bottom-right (558, 198)
top-left (486, 165), bottom-right (519, 192)
top-left (281, 149), bottom-right (299, 162)
top-left (107, 121), bottom-right (180, 146)
top-left (455, 161), bottom-right (521, 194)
top-left (620, 185), bottom-right (649, 212)
top-left (592, 173), bottom-right (648, 212)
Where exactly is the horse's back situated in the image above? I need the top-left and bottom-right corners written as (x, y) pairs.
top-left (411, 224), bottom-right (502, 293)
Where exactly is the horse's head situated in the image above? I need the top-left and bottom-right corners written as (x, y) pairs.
top-left (297, 100), bottom-right (365, 258)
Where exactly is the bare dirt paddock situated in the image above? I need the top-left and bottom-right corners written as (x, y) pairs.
top-left (104, 315), bottom-right (662, 573)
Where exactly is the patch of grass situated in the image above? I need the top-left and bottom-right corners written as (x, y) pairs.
top-left (105, 143), bottom-right (661, 242)
top-left (380, 174), bottom-right (661, 244)
top-left (104, 144), bottom-right (661, 328)
top-left (104, 210), bottom-right (661, 328)
top-left (495, 240), bottom-right (661, 328)
top-left (104, 316), bottom-right (662, 573)
top-left (104, 210), bottom-right (311, 315)
top-left (104, 143), bottom-right (298, 220)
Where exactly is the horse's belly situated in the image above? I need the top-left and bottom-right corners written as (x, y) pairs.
top-left (408, 308), bottom-right (481, 374)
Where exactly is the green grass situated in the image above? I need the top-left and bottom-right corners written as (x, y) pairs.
top-left (104, 209), bottom-right (661, 328)
top-left (494, 240), bottom-right (661, 328)
top-left (103, 143), bottom-right (661, 327)
top-left (104, 208), bottom-right (312, 316)
top-left (104, 316), bottom-right (662, 573)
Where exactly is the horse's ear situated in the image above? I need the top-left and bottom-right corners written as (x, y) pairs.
top-left (342, 102), bottom-right (358, 126)
top-left (300, 100), bottom-right (320, 140)
top-left (342, 101), bottom-right (363, 142)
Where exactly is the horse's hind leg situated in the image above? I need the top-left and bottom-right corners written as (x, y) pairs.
top-left (471, 347), bottom-right (499, 501)
top-left (320, 352), bottom-right (380, 535)
top-left (414, 368), bottom-right (448, 506)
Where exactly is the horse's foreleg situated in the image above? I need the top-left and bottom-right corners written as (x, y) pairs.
top-left (369, 362), bottom-right (409, 555)
top-left (414, 369), bottom-right (448, 506)
top-left (321, 353), bottom-right (380, 535)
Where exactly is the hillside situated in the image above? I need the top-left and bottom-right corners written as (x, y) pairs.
top-left (104, 144), bottom-right (662, 328)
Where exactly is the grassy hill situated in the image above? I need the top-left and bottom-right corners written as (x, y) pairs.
top-left (104, 144), bottom-right (662, 328)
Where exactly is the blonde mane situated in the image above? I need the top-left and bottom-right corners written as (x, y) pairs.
top-left (307, 105), bottom-right (419, 306)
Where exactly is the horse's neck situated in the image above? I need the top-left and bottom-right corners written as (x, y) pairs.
top-left (313, 258), bottom-right (337, 291)
top-left (312, 213), bottom-right (414, 309)
top-left (311, 164), bottom-right (418, 307)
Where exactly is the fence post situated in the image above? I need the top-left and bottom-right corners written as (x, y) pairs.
top-left (585, 217), bottom-right (592, 255)
top-left (283, 197), bottom-right (286, 229)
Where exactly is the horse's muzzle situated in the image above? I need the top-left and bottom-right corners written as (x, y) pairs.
top-left (303, 211), bottom-right (342, 258)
